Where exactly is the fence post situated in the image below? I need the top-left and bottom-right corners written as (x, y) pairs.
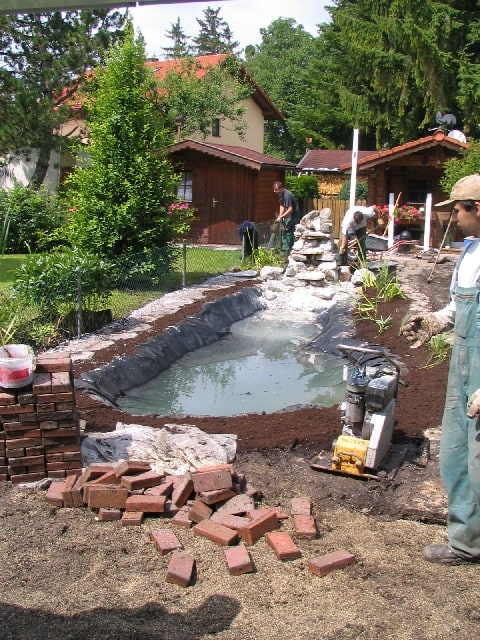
top-left (182, 239), bottom-right (187, 288)
top-left (76, 267), bottom-right (82, 337)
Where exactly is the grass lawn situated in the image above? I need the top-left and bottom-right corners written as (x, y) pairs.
top-left (0, 255), bottom-right (24, 290)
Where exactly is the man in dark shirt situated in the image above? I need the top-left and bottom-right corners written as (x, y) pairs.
top-left (273, 181), bottom-right (300, 253)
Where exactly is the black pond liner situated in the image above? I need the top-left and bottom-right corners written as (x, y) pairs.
top-left (75, 287), bottom-right (266, 407)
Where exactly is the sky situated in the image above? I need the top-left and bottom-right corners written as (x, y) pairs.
top-left (131, 0), bottom-right (331, 59)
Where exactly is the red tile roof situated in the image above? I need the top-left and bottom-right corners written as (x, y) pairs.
top-left (297, 149), bottom-right (375, 171)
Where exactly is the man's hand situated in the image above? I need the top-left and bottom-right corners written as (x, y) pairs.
top-left (400, 313), bottom-right (445, 349)
top-left (467, 389), bottom-right (480, 418)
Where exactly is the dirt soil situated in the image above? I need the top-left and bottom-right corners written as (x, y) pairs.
top-left (2, 252), bottom-right (480, 640)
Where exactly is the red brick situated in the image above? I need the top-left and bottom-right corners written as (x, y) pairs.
top-left (6, 447), bottom-right (25, 458)
top-left (35, 355), bottom-right (72, 373)
top-left (96, 508), bottom-right (122, 522)
top-left (194, 463), bottom-right (234, 474)
top-left (224, 544), bottom-right (254, 575)
top-left (37, 403), bottom-right (56, 412)
top-left (210, 512), bottom-right (250, 531)
top-left (266, 531), bottom-right (302, 560)
top-left (193, 519), bottom-right (238, 546)
top-left (10, 472), bottom-right (46, 484)
top-left (151, 529), bottom-right (183, 556)
top-left (215, 494), bottom-right (255, 516)
top-left (8, 455), bottom-right (44, 468)
top-left (171, 506), bottom-right (193, 528)
top-left (163, 500), bottom-right (179, 517)
top-left (125, 494), bottom-right (166, 513)
top-left (48, 470), bottom-right (66, 479)
top-left (171, 473), bottom-right (194, 508)
top-left (239, 508), bottom-right (279, 545)
top-left (6, 437), bottom-right (42, 449)
top-left (308, 550), bottom-right (356, 577)
top-left (188, 498), bottom-right (212, 523)
top-left (120, 470), bottom-right (164, 491)
top-left (144, 476), bottom-right (175, 497)
top-left (198, 488), bottom-right (236, 505)
top-left (45, 480), bottom-right (67, 506)
top-left (114, 459), bottom-right (152, 477)
top-left (87, 485), bottom-right (128, 509)
top-left (0, 403), bottom-right (35, 415)
top-left (0, 391), bottom-right (16, 406)
top-left (61, 473), bottom-right (81, 507)
top-left (51, 371), bottom-right (72, 393)
top-left (166, 551), bottom-right (195, 587)
top-left (32, 373), bottom-right (52, 394)
top-left (121, 510), bottom-right (144, 526)
top-left (291, 497), bottom-right (312, 515)
top-left (17, 392), bottom-right (36, 405)
top-left (293, 514), bottom-right (318, 539)
top-left (247, 507), bottom-right (289, 521)
top-left (191, 469), bottom-right (232, 493)
top-left (74, 463), bottom-right (115, 490)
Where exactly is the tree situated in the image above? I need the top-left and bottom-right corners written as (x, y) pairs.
top-left (0, 10), bottom-right (126, 187)
top-left (193, 6), bottom-right (240, 56)
top-left (157, 55), bottom-right (253, 141)
top-left (244, 18), bottom-right (318, 161)
top-left (63, 22), bottom-right (190, 262)
top-left (162, 17), bottom-right (193, 59)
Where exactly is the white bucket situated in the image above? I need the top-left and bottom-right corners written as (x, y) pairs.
top-left (0, 344), bottom-right (35, 389)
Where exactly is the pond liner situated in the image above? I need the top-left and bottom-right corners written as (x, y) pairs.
top-left (75, 286), bottom-right (266, 407)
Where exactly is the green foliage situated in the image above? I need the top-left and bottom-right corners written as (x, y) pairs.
top-left (352, 265), bottom-right (405, 335)
top-left (63, 22), bottom-right (184, 263)
top-left (285, 175), bottom-right (319, 200)
top-left (14, 248), bottom-right (112, 329)
top-left (337, 180), bottom-right (368, 201)
top-left (0, 10), bottom-right (126, 187)
top-left (422, 332), bottom-right (453, 368)
top-left (0, 185), bottom-right (66, 253)
top-left (440, 139), bottom-right (480, 195)
top-left (193, 6), bottom-right (240, 55)
top-left (241, 246), bottom-right (284, 270)
top-left (162, 17), bottom-right (193, 58)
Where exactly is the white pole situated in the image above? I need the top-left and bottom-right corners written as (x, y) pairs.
top-left (388, 192), bottom-right (395, 249)
top-left (423, 193), bottom-right (432, 252)
top-left (349, 128), bottom-right (359, 211)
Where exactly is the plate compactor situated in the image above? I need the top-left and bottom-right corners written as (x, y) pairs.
top-left (311, 344), bottom-right (401, 479)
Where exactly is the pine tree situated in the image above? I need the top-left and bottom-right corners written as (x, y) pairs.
top-left (162, 18), bottom-right (192, 59)
top-left (192, 7), bottom-right (240, 55)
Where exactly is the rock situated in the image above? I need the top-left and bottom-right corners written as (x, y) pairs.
top-left (259, 266), bottom-right (284, 280)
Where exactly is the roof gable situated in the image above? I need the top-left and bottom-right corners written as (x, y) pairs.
top-left (297, 149), bottom-right (376, 172)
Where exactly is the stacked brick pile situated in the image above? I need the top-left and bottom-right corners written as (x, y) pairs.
top-left (45, 460), bottom-right (356, 587)
top-left (0, 352), bottom-right (81, 484)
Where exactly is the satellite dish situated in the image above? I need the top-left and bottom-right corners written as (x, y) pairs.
top-left (448, 130), bottom-right (467, 143)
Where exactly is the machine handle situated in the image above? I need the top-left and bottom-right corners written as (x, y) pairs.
top-left (336, 343), bottom-right (401, 378)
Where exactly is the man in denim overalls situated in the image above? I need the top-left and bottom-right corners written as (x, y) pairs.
top-left (401, 174), bottom-right (480, 564)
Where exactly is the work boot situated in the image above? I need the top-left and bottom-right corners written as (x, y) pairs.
top-left (423, 544), bottom-right (466, 565)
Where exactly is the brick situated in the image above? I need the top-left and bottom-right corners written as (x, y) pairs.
top-left (0, 403), bottom-right (35, 415)
top-left (266, 531), bottom-right (302, 560)
top-left (17, 392), bottom-right (36, 405)
top-left (291, 497), bottom-right (312, 516)
top-left (0, 391), bottom-right (16, 406)
top-left (171, 506), bottom-right (193, 528)
top-left (194, 463), bottom-right (234, 474)
top-left (193, 519), bottom-right (238, 546)
top-left (74, 463), bottom-right (116, 489)
top-left (125, 494), bottom-right (166, 513)
top-left (35, 355), bottom-right (72, 373)
top-left (239, 508), bottom-right (279, 545)
top-left (198, 488), bottom-right (236, 505)
top-left (121, 511), bottom-right (144, 526)
top-left (188, 498), bottom-right (212, 523)
top-left (8, 455), bottom-right (44, 468)
top-left (45, 480), bottom-right (67, 506)
top-left (210, 512), bottom-right (250, 531)
top-left (165, 551), bottom-right (195, 587)
top-left (10, 472), bottom-right (46, 484)
top-left (151, 529), bottom-right (183, 556)
top-left (248, 507), bottom-right (289, 521)
top-left (37, 392), bottom-right (74, 403)
top-left (51, 371), bottom-right (72, 393)
top-left (6, 447), bottom-right (25, 458)
top-left (120, 470), bottom-right (164, 491)
top-left (191, 469), bottom-right (232, 493)
top-left (60, 473), bottom-right (81, 508)
top-left (96, 508), bottom-right (122, 522)
top-left (308, 550), bottom-right (356, 577)
top-left (293, 514), bottom-right (318, 539)
top-left (37, 414), bottom-right (75, 425)
top-left (114, 459), bottom-right (152, 477)
top-left (171, 473), bottom-right (194, 508)
top-left (87, 485), bottom-right (128, 509)
top-left (224, 544), bottom-right (254, 575)
top-left (48, 470), bottom-right (66, 478)
top-left (163, 500), bottom-right (179, 517)
top-left (6, 437), bottom-right (42, 449)
top-left (144, 476), bottom-right (175, 497)
top-left (215, 494), bottom-right (255, 516)
top-left (32, 373), bottom-right (52, 394)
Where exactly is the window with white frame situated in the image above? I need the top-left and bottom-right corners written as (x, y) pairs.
top-left (177, 171), bottom-right (193, 202)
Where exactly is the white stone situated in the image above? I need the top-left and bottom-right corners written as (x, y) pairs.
top-left (259, 266), bottom-right (284, 280)
top-left (262, 289), bottom-right (277, 301)
top-left (296, 271), bottom-right (326, 282)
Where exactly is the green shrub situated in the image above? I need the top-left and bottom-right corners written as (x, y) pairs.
top-left (0, 185), bottom-right (66, 253)
top-left (337, 180), bottom-right (368, 201)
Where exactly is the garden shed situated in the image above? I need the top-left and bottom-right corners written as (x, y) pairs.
top-left (167, 139), bottom-right (296, 244)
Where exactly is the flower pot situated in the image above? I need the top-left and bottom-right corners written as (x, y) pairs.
top-left (0, 344), bottom-right (35, 389)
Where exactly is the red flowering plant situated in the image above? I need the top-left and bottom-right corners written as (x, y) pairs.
top-left (167, 201), bottom-right (198, 236)
top-left (375, 203), bottom-right (424, 224)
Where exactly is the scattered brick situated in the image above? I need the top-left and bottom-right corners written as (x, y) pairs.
top-left (266, 531), bottom-right (302, 560)
top-left (125, 494), bottom-right (166, 513)
top-left (120, 470), bottom-right (164, 491)
top-left (61, 473), bottom-right (81, 508)
top-left (247, 506), bottom-right (289, 521)
top-left (114, 460), bottom-right (152, 478)
top-left (198, 487), bottom-right (236, 505)
top-left (87, 485), bottom-right (128, 509)
top-left (151, 529), bottom-right (183, 556)
top-left (171, 473), bottom-right (194, 508)
top-left (121, 510), bottom-right (144, 526)
top-left (293, 514), bottom-right (318, 539)
top-left (188, 498), bottom-right (213, 523)
top-left (211, 512), bottom-right (250, 531)
top-left (308, 550), bottom-right (356, 577)
top-left (191, 469), bottom-right (232, 493)
top-left (215, 493), bottom-right (255, 516)
top-left (224, 544), bottom-right (254, 575)
top-left (166, 551), bottom-right (195, 587)
top-left (171, 505), bottom-right (193, 528)
top-left (193, 519), bottom-right (238, 546)
top-left (96, 508), bottom-right (122, 522)
top-left (291, 497), bottom-right (312, 515)
top-left (45, 480), bottom-right (67, 507)
top-left (239, 508), bottom-right (279, 545)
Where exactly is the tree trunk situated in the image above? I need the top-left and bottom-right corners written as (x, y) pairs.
top-left (30, 145), bottom-right (51, 188)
